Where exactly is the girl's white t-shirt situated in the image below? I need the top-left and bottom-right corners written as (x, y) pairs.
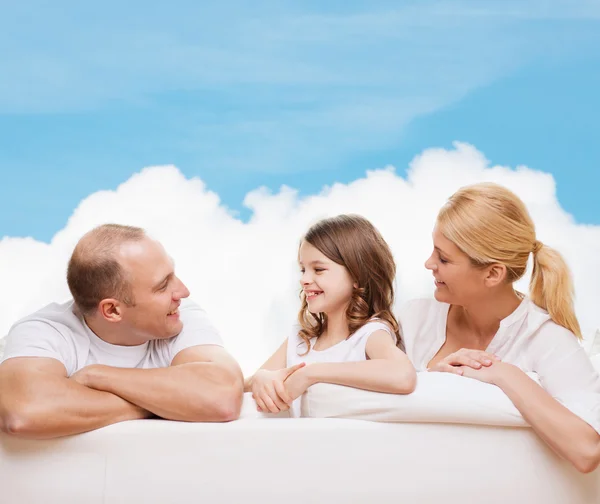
top-left (398, 297), bottom-right (600, 434)
top-left (286, 320), bottom-right (396, 417)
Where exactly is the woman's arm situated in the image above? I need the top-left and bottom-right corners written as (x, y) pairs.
top-left (284, 330), bottom-right (417, 400)
top-left (462, 360), bottom-right (600, 474)
top-left (495, 364), bottom-right (600, 473)
top-left (432, 312), bottom-right (600, 474)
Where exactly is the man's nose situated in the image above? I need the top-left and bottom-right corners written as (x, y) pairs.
top-left (173, 277), bottom-right (190, 299)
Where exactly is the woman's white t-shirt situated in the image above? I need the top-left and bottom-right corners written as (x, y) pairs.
top-left (398, 297), bottom-right (600, 434)
top-left (286, 320), bottom-right (396, 417)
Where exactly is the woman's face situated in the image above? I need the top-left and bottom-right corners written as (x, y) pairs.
top-left (424, 226), bottom-right (491, 306)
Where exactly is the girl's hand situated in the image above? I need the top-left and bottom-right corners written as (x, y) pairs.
top-left (428, 348), bottom-right (500, 376)
top-left (283, 366), bottom-right (313, 403)
top-left (252, 363), bottom-right (305, 413)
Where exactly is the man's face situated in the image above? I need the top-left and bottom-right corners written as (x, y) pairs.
top-left (117, 237), bottom-right (190, 342)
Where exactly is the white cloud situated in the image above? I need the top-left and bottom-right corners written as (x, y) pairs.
top-left (1, 142), bottom-right (598, 370)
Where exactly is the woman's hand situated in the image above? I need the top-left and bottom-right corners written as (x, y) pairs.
top-left (252, 363), bottom-right (305, 413)
top-left (460, 360), bottom-right (514, 385)
top-left (428, 348), bottom-right (500, 376)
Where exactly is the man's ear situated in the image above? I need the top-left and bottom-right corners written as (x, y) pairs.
top-left (98, 299), bottom-right (123, 322)
top-left (484, 263), bottom-right (507, 288)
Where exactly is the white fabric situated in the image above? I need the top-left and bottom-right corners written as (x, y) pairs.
top-left (285, 320), bottom-right (394, 416)
top-left (0, 298), bottom-right (223, 375)
top-left (1, 418), bottom-right (598, 503)
top-left (398, 297), bottom-right (600, 434)
top-left (240, 392), bottom-right (290, 418)
top-left (302, 372), bottom-right (529, 426)
top-left (2, 360), bottom-right (599, 502)
top-left (590, 330), bottom-right (600, 357)
top-left (258, 354), bottom-right (600, 425)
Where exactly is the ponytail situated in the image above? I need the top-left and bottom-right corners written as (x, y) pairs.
top-left (529, 242), bottom-right (582, 339)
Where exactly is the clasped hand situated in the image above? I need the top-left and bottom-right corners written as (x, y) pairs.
top-left (251, 363), bottom-right (309, 413)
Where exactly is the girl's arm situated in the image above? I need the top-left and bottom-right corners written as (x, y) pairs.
top-left (243, 339), bottom-right (288, 392)
top-left (243, 339), bottom-right (305, 413)
top-left (284, 330), bottom-right (417, 400)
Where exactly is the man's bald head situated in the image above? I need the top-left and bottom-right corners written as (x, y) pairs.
top-left (67, 224), bottom-right (146, 315)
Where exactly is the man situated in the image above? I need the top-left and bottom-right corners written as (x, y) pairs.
top-left (0, 224), bottom-right (243, 439)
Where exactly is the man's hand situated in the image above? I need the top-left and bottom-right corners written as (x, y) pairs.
top-left (70, 364), bottom-right (154, 419)
top-left (68, 346), bottom-right (243, 422)
top-left (70, 364), bottom-right (107, 388)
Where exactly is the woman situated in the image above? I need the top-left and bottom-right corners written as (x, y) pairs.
top-left (399, 182), bottom-right (600, 473)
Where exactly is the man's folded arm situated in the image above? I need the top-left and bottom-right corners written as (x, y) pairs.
top-left (77, 345), bottom-right (244, 422)
top-left (0, 357), bottom-right (151, 440)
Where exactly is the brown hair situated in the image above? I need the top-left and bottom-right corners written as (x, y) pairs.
top-left (297, 214), bottom-right (402, 353)
top-left (437, 182), bottom-right (581, 338)
top-left (67, 224), bottom-right (146, 315)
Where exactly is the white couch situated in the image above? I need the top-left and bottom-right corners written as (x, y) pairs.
top-left (2, 366), bottom-right (599, 504)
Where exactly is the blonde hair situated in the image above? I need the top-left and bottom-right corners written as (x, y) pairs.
top-left (297, 215), bottom-right (402, 353)
top-left (437, 182), bottom-right (581, 339)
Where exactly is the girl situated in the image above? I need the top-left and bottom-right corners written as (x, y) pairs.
top-left (400, 182), bottom-right (600, 473)
top-left (245, 214), bottom-right (416, 416)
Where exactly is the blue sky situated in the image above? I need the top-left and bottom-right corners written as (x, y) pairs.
top-left (1, 0), bottom-right (599, 242)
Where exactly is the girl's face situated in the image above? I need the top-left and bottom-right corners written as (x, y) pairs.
top-left (298, 241), bottom-right (355, 316)
top-left (424, 226), bottom-right (490, 306)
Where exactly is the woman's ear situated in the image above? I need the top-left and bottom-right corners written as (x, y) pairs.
top-left (484, 263), bottom-right (507, 287)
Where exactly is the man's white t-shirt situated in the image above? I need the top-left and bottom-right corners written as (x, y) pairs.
top-left (285, 320), bottom-right (396, 416)
top-left (1, 298), bottom-right (223, 376)
top-left (398, 297), bottom-right (600, 434)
